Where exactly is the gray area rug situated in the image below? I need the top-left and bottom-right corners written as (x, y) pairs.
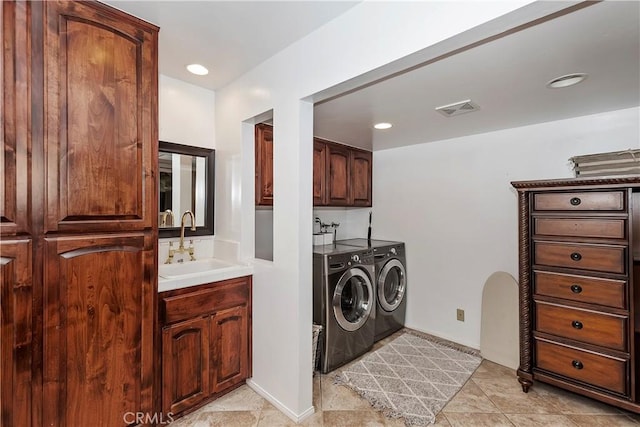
top-left (334, 332), bottom-right (482, 426)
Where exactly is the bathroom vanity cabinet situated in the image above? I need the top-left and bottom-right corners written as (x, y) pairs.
top-left (159, 276), bottom-right (252, 417)
top-left (512, 176), bottom-right (640, 414)
top-left (1, 1), bottom-right (158, 425)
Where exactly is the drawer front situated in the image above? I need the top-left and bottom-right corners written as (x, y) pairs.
top-left (535, 339), bottom-right (627, 395)
top-left (534, 191), bottom-right (624, 211)
top-left (162, 279), bottom-right (249, 324)
top-left (534, 218), bottom-right (626, 239)
top-left (536, 302), bottom-right (627, 350)
top-left (534, 271), bottom-right (626, 309)
top-left (534, 242), bottom-right (626, 274)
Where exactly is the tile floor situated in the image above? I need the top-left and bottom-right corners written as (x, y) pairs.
top-left (170, 334), bottom-right (640, 427)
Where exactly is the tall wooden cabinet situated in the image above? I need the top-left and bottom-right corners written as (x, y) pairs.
top-left (1, 1), bottom-right (159, 426)
top-left (512, 177), bottom-right (640, 413)
top-left (255, 123), bottom-right (274, 206)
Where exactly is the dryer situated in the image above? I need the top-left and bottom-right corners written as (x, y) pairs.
top-left (337, 239), bottom-right (407, 342)
top-left (313, 244), bottom-right (375, 373)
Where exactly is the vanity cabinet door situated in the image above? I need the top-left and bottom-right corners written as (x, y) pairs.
top-left (1, 1), bottom-right (30, 236)
top-left (42, 0), bottom-right (158, 233)
top-left (162, 316), bottom-right (210, 415)
top-left (313, 139), bottom-right (328, 206)
top-left (42, 233), bottom-right (155, 427)
top-left (0, 239), bottom-right (33, 427)
top-left (255, 123), bottom-right (274, 206)
top-left (210, 305), bottom-right (250, 394)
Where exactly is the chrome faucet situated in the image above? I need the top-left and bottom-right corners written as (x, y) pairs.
top-left (165, 210), bottom-right (197, 264)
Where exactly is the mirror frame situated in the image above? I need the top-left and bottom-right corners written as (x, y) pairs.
top-left (158, 141), bottom-right (215, 238)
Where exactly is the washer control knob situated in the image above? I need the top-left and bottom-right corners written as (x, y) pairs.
top-left (351, 254), bottom-right (360, 263)
top-left (390, 247), bottom-right (397, 255)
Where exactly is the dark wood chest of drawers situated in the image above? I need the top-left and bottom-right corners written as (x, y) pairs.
top-left (512, 176), bottom-right (640, 413)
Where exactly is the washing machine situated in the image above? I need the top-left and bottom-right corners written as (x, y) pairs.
top-left (313, 244), bottom-right (376, 373)
top-left (337, 239), bottom-right (407, 342)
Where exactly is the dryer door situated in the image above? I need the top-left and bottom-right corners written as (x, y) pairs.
top-left (378, 259), bottom-right (406, 312)
top-left (332, 268), bottom-right (373, 332)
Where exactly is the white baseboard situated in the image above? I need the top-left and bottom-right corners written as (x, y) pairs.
top-left (246, 379), bottom-right (316, 423)
top-left (405, 325), bottom-right (480, 351)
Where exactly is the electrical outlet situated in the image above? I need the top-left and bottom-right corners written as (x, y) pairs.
top-left (456, 308), bottom-right (465, 322)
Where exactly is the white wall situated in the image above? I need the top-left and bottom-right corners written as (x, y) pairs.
top-left (157, 74), bottom-right (219, 260)
top-left (373, 107), bottom-right (640, 349)
top-left (214, 1), bottom-right (550, 420)
top-left (159, 74), bottom-right (215, 149)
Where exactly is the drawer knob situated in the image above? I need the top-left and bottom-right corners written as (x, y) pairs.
top-left (570, 197), bottom-right (582, 206)
top-left (572, 320), bottom-right (583, 329)
top-left (570, 252), bottom-right (582, 261)
top-left (572, 360), bottom-right (584, 370)
top-left (570, 284), bottom-right (583, 293)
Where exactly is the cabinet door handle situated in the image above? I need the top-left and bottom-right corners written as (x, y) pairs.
top-left (570, 197), bottom-right (582, 206)
top-left (572, 360), bottom-right (584, 370)
top-left (570, 284), bottom-right (583, 293)
top-left (570, 252), bottom-right (582, 261)
top-left (572, 320), bottom-right (583, 330)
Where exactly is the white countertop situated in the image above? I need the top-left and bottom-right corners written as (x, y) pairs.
top-left (158, 258), bottom-right (253, 293)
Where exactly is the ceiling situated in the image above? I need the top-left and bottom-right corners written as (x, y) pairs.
top-left (104, 1), bottom-right (359, 90)
top-left (104, 1), bottom-right (639, 152)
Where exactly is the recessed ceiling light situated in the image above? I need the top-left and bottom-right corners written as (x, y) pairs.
top-left (546, 73), bottom-right (587, 89)
top-left (186, 64), bottom-right (209, 76)
top-left (374, 122), bottom-right (392, 130)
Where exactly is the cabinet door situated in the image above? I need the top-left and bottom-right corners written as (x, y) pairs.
top-left (350, 149), bottom-right (372, 207)
top-left (255, 124), bottom-right (274, 206)
top-left (1, 1), bottom-right (30, 236)
top-left (313, 139), bottom-right (328, 206)
top-left (210, 305), bottom-right (249, 394)
top-left (0, 239), bottom-right (32, 427)
top-left (327, 143), bottom-right (351, 206)
top-left (162, 316), bottom-right (210, 415)
top-left (43, 1), bottom-right (158, 233)
top-left (43, 233), bottom-right (155, 427)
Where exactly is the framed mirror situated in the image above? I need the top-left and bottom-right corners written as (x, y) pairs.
top-left (158, 141), bottom-right (215, 238)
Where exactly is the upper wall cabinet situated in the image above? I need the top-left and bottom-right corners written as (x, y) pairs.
top-left (254, 125), bottom-right (372, 207)
top-left (315, 138), bottom-right (372, 207)
top-left (43, 0), bottom-right (158, 233)
top-left (255, 124), bottom-right (274, 206)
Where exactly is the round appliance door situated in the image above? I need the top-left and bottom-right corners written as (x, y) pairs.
top-left (378, 259), bottom-right (406, 312)
top-left (332, 268), bottom-right (374, 332)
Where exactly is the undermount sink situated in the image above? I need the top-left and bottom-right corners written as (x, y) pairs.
top-left (159, 258), bottom-right (234, 279)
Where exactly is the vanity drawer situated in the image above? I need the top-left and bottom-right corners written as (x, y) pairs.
top-left (534, 218), bottom-right (626, 239)
top-left (162, 278), bottom-right (250, 324)
top-left (534, 242), bottom-right (626, 274)
top-left (534, 271), bottom-right (626, 309)
top-left (536, 302), bottom-right (627, 351)
top-left (533, 191), bottom-right (625, 212)
top-left (535, 339), bottom-right (627, 395)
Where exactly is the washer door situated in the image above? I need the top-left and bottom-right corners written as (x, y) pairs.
top-left (378, 259), bottom-right (406, 312)
top-left (332, 268), bottom-right (373, 332)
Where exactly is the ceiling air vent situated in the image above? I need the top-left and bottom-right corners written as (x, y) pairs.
top-left (435, 99), bottom-right (480, 117)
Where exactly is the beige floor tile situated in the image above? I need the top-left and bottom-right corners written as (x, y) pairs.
top-left (322, 410), bottom-right (392, 427)
top-left (257, 409), bottom-right (323, 427)
top-left (443, 412), bottom-right (514, 426)
top-left (472, 377), bottom-right (562, 414)
top-left (320, 377), bottom-right (373, 411)
top-left (505, 413), bottom-right (578, 427)
top-left (471, 360), bottom-right (517, 381)
top-left (567, 414), bottom-right (640, 426)
top-left (442, 379), bottom-right (501, 413)
top-left (314, 374), bottom-right (322, 410)
top-left (199, 385), bottom-right (272, 412)
top-left (432, 413), bottom-right (452, 426)
top-left (193, 410), bottom-right (261, 427)
top-left (532, 382), bottom-right (623, 415)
